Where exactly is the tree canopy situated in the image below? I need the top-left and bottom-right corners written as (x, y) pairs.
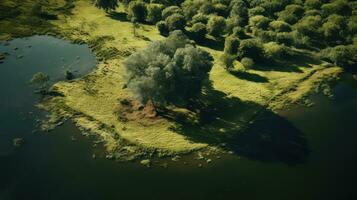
top-left (123, 31), bottom-right (213, 106)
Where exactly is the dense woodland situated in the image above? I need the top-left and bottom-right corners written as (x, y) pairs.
top-left (93, 0), bottom-right (356, 108)
top-left (94, 0), bottom-right (356, 70)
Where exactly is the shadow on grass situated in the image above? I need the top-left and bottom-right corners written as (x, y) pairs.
top-left (254, 50), bottom-right (321, 73)
top-left (162, 83), bottom-right (309, 165)
top-left (106, 11), bottom-right (129, 22)
top-left (229, 70), bottom-right (269, 83)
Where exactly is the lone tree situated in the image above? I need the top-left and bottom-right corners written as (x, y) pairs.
top-left (94, 0), bottom-right (118, 12)
top-left (123, 30), bottom-right (213, 108)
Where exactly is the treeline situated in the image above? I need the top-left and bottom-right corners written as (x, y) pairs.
top-left (94, 0), bottom-right (357, 70)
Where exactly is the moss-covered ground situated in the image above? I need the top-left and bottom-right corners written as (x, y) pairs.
top-left (0, 0), bottom-right (343, 160)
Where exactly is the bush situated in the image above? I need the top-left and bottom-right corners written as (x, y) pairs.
top-left (263, 42), bottom-right (291, 61)
top-left (319, 45), bottom-right (357, 69)
top-left (249, 15), bottom-right (271, 30)
top-left (157, 20), bottom-right (169, 36)
top-left (190, 23), bottom-right (207, 40)
top-left (269, 20), bottom-right (291, 32)
top-left (191, 13), bottom-right (209, 24)
top-left (165, 14), bottom-right (186, 31)
top-left (123, 30), bottom-right (213, 106)
top-left (146, 4), bottom-right (163, 24)
top-left (128, 1), bottom-right (147, 22)
top-left (94, 0), bottom-right (119, 12)
top-left (238, 39), bottom-right (264, 61)
top-left (221, 53), bottom-right (237, 69)
top-left (207, 15), bottom-right (226, 37)
top-left (161, 6), bottom-right (183, 19)
top-left (241, 57), bottom-right (254, 70)
top-left (224, 36), bottom-right (240, 55)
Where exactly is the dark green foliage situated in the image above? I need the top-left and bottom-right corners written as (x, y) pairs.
top-left (319, 45), bottom-right (357, 69)
top-left (207, 15), bottom-right (226, 37)
top-left (231, 27), bottom-right (246, 39)
top-left (146, 4), bottom-right (163, 24)
top-left (249, 15), bottom-right (271, 30)
top-left (161, 6), bottom-right (182, 19)
top-left (263, 42), bottom-right (291, 61)
top-left (321, 0), bottom-right (352, 16)
top-left (238, 39), bottom-right (264, 61)
top-left (165, 14), bottom-right (186, 31)
top-left (95, 0), bottom-right (118, 12)
top-left (157, 20), bottom-right (169, 35)
top-left (269, 20), bottom-right (291, 32)
top-left (304, 0), bottom-right (322, 10)
top-left (123, 31), bottom-right (213, 106)
top-left (191, 13), bottom-right (209, 24)
top-left (190, 23), bottom-right (207, 40)
top-left (224, 36), bottom-right (240, 54)
top-left (277, 4), bottom-right (304, 24)
top-left (294, 15), bottom-right (322, 38)
top-left (128, 1), bottom-right (147, 22)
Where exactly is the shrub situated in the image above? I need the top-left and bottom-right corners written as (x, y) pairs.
top-left (241, 57), bottom-right (254, 70)
top-left (190, 23), bottom-right (207, 40)
top-left (207, 15), bottom-right (226, 37)
top-left (238, 39), bottom-right (264, 61)
top-left (146, 4), bottom-right (163, 24)
top-left (161, 6), bottom-right (182, 19)
top-left (221, 53), bottom-right (237, 69)
top-left (249, 15), bottom-right (271, 30)
top-left (128, 1), bottom-right (147, 22)
top-left (224, 36), bottom-right (240, 55)
top-left (165, 14), bottom-right (186, 31)
top-left (157, 20), bottom-right (169, 36)
top-left (269, 20), bottom-right (291, 32)
top-left (263, 42), bottom-right (291, 61)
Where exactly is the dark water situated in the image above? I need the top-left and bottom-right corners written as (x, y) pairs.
top-left (1, 36), bottom-right (357, 200)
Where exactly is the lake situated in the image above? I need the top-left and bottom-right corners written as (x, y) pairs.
top-left (0, 36), bottom-right (356, 200)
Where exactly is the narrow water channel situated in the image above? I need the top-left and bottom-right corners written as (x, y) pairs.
top-left (0, 36), bottom-right (356, 200)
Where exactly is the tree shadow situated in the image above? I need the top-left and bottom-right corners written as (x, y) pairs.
top-left (229, 70), bottom-right (269, 83)
top-left (106, 11), bottom-right (129, 22)
top-left (185, 31), bottom-right (225, 51)
top-left (162, 83), bottom-right (310, 165)
top-left (253, 50), bottom-right (321, 73)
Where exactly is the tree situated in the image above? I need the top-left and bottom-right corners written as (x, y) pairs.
top-left (319, 45), bottom-right (357, 68)
top-left (269, 20), bottom-right (291, 32)
top-left (190, 23), bottom-right (207, 41)
top-left (127, 1), bottom-right (147, 22)
top-left (161, 6), bottom-right (183, 19)
top-left (94, 0), bottom-right (118, 12)
top-left (277, 4), bottom-right (304, 24)
top-left (207, 15), bottom-right (226, 37)
top-left (237, 39), bottom-right (264, 61)
top-left (157, 20), bottom-right (169, 36)
top-left (241, 57), bottom-right (254, 70)
top-left (263, 42), bottom-right (291, 61)
top-left (224, 36), bottom-right (240, 55)
top-left (123, 31), bottom-right (213, 107)
top-left (146, 4), bottom-right (164, 24)
top-left (165, 14), bottom-right (186, 31)
top-left (249, 15), bottom-right (271, 30)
